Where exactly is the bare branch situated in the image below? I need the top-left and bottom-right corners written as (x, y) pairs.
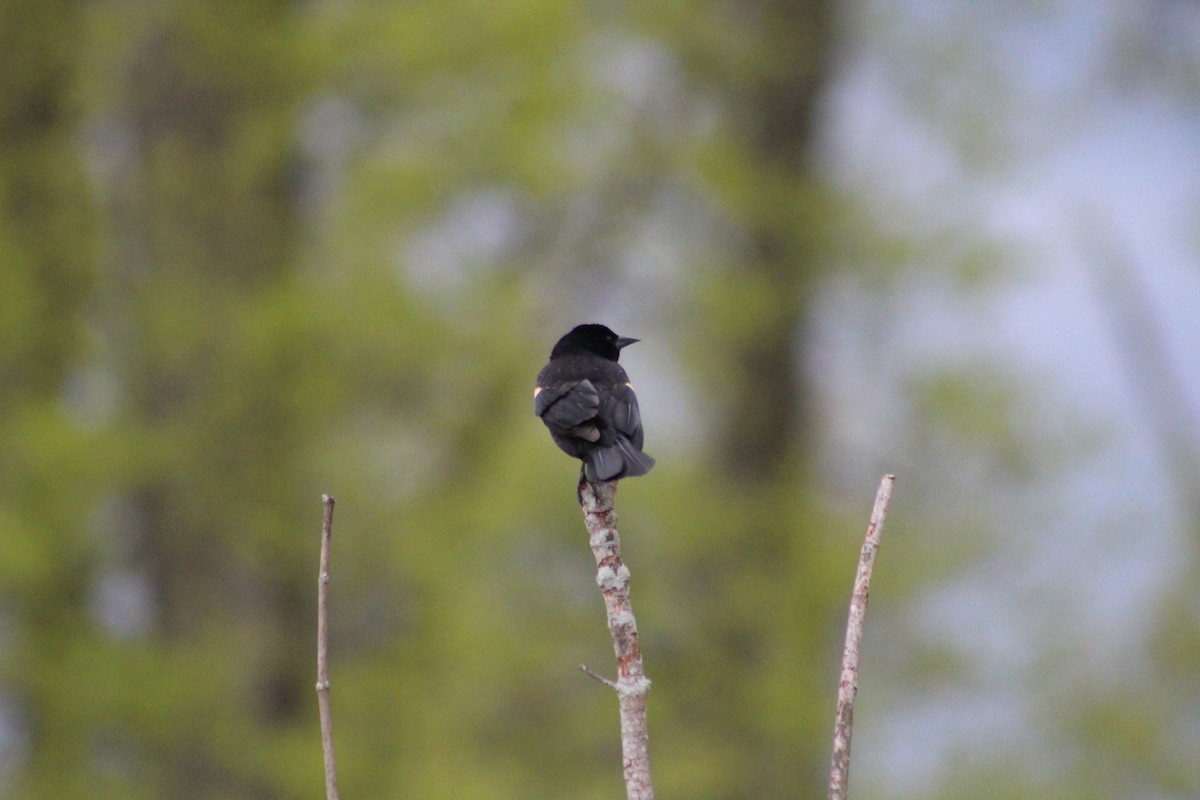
top-left (828, 474), bottom-right (895, 800)
top-left (578, 477), bottom-right (654, 800)
top-left (317, 494), bottom-right (341, 800)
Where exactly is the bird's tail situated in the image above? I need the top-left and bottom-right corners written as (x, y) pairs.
top-left (617, 437), bottom-right (655, 477)
top-left (586, 437), bottom-right (655, 482)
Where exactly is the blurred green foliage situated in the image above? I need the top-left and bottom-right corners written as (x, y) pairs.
top-left (0, 2), bottom-right (856, 798)
top-left (14, 2), bottom-right (1193, 800)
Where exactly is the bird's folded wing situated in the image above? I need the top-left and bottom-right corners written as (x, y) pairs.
top-left (606, 383), bottom-right (645, 450)
top-left (535, 379), bottom-right (600, 428)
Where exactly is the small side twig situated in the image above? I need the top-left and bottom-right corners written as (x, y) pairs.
top-left (579, 663), bottom-right (618, 690)
top-left (828, 474), bottom-right (895, 800)
top-left (578, 477), bottom-right (654, 800)
top-left (317, 494), bottom-right (341, 800)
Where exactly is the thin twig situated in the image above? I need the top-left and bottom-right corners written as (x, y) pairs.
top-left (828, 474), bottom-right (895, 800)
top-left (578, 477), bottom-right (654, 800)
top-left (317, 494), bottom-right (341, 800)
top-left (579, 663), bottom-right (618, 690)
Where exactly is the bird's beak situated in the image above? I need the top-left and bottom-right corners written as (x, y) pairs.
top-left (616, 336), bottom-right (640, 349)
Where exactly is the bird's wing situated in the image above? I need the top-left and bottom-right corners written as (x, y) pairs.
top-left (605, 382), bottom-right (645, 449)
top-left (535, 378), bottom-right (600, 431)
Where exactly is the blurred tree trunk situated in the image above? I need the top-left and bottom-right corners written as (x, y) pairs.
top-left (111, 4), bottom-right (298, 632)
top-left (0, 0), bottom-right (95, 395)
top-left (0, 2), bottom-right (97, 797)
top-left (673, 0), bottom-right (837, 481)
top-left (721, 0), bottom-right (835, 481)
top-left (90, 4), bottom-right (308, 796)
top-left (714, 5), bottom-right (840, 791)
top-left (633, 3), bottom-right (844, 796)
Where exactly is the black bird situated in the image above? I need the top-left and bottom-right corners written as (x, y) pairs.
top-left (535, 324), bottom-right (655, 482)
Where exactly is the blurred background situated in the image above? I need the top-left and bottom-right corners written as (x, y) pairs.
top-left (2, 1), bottom-right (1198, 798)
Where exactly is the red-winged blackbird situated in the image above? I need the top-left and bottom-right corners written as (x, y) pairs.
top-left (535, 324), bottom-right (655, 482)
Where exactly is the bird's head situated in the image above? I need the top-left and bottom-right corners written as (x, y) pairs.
top-left (550, 323), bottom-right (640, 361)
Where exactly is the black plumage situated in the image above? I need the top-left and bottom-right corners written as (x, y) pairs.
top-left (534, 324), bottom-right (655, 482)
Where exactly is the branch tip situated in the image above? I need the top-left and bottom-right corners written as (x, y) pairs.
top-left (317, 497), bottom-right (341, 800)
top-left (827, 473), bottom-right (895, 800)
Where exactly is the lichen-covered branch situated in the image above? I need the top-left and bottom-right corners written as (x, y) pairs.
top-left (578, 477), bottom-right (654, 800)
